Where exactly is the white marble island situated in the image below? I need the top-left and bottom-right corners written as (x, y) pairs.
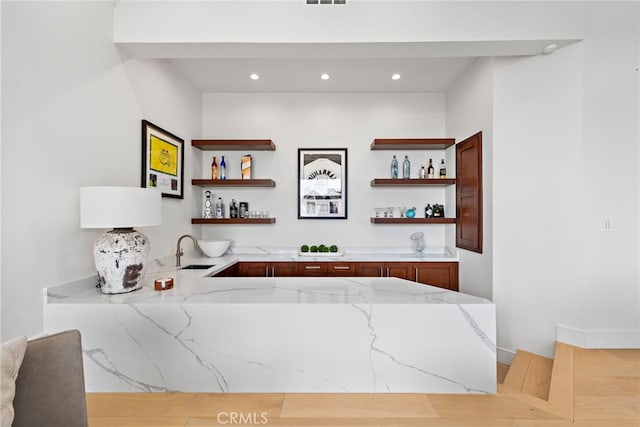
top-left (44, 256), bottom-right (495, 394)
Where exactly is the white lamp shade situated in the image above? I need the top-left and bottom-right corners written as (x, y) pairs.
top-left (80, 186), bottom-right (161, 229)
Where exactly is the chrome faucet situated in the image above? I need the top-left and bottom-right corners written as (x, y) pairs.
top-left (176, 234), bottom-right (198, 267)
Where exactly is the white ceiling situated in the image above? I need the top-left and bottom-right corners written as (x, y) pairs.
top-left (156, 40), bottom-right (576, 93)
top-left (168, 56), bottom-right (478, 93)
top-left (116, 1), bottom-right (583, 93)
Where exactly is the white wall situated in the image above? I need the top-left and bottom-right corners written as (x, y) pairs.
top-left (492, 45), bottom-right (585, 358)
top-left (492, 1), bottom-right (640, 357)
top-left (445, 57), bottom-right (494, 301)
top-left (200, 93), bottom-right (452, 249)
top-left (1, 2), bottom-right (200, 340)
top-left (579, 2), bottom-right (639, 346)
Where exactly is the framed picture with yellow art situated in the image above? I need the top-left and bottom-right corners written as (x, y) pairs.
top-left (141, 120), bottom-right (184, 199)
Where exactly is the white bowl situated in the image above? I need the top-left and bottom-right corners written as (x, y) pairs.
top-left (198, 240), bottom-right (231, 258)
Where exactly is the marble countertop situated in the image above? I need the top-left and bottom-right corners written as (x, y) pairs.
top-left (45, 247), bottom-right (488, 306)
top-left (47, 275), bottom-right (490, 305)
top-left (226, 245), bottom-right (458, 263)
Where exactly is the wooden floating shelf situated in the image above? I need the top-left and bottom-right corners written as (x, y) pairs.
top-left (370, 138), bottom-right (455, 150)
top-left (192, 139), bottom-right (276, 151)
top-left (371, 178), bottom-right (455, 186)
top-left (370, 217), bottom-right (456, 224)
top-left (192, 218), bottom-right (276, 225)
top-left (192, 179), bottom-right (276, 187)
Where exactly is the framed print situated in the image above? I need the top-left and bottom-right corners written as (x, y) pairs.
top-left (141, 120), bottom-right (184, 199)
top-left (298, 148), bottom-right (348, 219)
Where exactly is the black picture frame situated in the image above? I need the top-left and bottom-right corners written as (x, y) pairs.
top-left (298, 148), bottom-right (348, 219)
top-left (141, 120), bottom-right (184, 199)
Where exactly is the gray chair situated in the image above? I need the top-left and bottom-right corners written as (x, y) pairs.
top-left (12, 330), bottom-right (88, 427)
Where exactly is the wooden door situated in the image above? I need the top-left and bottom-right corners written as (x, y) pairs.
top-left (214, 263), bottom-right (239, 277)
top-left (456, 132), bottom-right (483, 253)
top-left (413, 262), bottom-right (459, 291)
top-left (238, 262), bottom-right (271, 277)
top-left (385, 263), bottom-right (412, 280)
top-left (271, 262), bottom-right (297, 277)
top-left (355, 262), bottom-right (383, 277)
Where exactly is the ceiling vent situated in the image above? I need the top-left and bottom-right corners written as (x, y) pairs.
top-left (307, 0), bottom-right (346, 4)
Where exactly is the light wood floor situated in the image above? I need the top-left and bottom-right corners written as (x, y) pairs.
top-left (86, 346), bottom-right (639, 427)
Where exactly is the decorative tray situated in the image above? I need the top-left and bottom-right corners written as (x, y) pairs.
top-left (297, 251), bottom-right (344, 257)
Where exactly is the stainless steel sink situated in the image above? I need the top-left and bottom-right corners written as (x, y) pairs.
top-left (180, 264), bottom-right (215, 270)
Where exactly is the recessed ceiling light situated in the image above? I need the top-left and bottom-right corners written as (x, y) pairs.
top-left (542, 44), bottom-right (558, 55)
top-left (320, 73), bottom-right (330, 80)
top-left (392, 73), bottom-right (401, 80)
top-left (250, 73), bottom-right (260, 80)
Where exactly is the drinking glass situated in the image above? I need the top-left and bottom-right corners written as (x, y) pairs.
top-left (410, 232), bottom-right (425, 256)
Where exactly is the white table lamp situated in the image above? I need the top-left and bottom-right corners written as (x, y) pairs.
top-left (80, 186), bottom-right (161, 294)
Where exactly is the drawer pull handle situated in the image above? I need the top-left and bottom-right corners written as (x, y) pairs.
top-left (333, 266), bottom-right (350, 270)
top-left (305, 266), bottom-right (321, 270)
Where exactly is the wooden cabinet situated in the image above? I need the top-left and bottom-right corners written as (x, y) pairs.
top-left (238, 262), bottom-right (271, 277)
top-left (213, 263), bottom-right (240, 277)
top-left (355, 262), bottom-right (383, 277)
top-left (355, 261), bottom-right (458, 290)
top-left (384, 262), bottom-right (413, 280)
top-left (235, 261), bottom-right (458, 291)
top-left (238, 262), bottom-right (297, 277)
top-left (297, 261), bottom-right (357, 277)
top-left (413, 262), bottom-right (459, 291)
top-left (354, 262), bottom-right (410, 279)
top-left (355, 262), bottom-right (415, 281)
top-left (327, 262), bottom-right (357, 276)
top-left (456, 132), bottom-right (483, 253)
top-left (271, 262), bottom-right (297, 277)
top-left (297, 262), bottom-right (328, 276)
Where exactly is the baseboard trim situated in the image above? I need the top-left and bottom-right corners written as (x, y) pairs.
top-left (557, 324), bottom-right (640, 349)
top-left (497, 346), bottom-right (516, 365)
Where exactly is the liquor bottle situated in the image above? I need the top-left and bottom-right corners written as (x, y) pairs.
top-left (439, 159), bottom-right (446, 178)
top-left (215, 197), bottom-right (224, 218)
top-left (241, 155), bottom-right (252, 180)
top-left (220, 156), bottom-right (227, 180)
top-left (425, 204), bottom-right (433, 218)
top-left (419, 166), bottom-right (426, 179)
top-left (239, 202), bottom-right (248, 219)
top-left (229, 199), bottom-right (238, 219)
top-left (211, 156), bottom-right (218, 180)
top-left (391, 155), bottom-right (398, 179)
top-left (427, 158), bottom-right (434, 179)
top-left (402, 155), bottom-right (410, 179)
top-left (203, 190), bottom-right (213, 218)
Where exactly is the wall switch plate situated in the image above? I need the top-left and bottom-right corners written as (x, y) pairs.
top-left (602, 218), bottom-right (613, 232)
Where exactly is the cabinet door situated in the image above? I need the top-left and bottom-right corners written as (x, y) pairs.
top-left (355, 262), bottom-right (383, 277)
top-left (328, 262), bottom-right (356, 276)
top-left (413, 262), bottom-right (459, 291)
top-left (456, 132), bottom-right (483, 253)
top-left (297, 262), bottom-right (328, 276)
top-left (238, 262), bottom-right (271, 277)
top-left (271, 262), bottom-right (297, 277)
top-left (384, 263), bottom-right (413, 280)
top-left (214, 263), bottom-right (239, 277)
